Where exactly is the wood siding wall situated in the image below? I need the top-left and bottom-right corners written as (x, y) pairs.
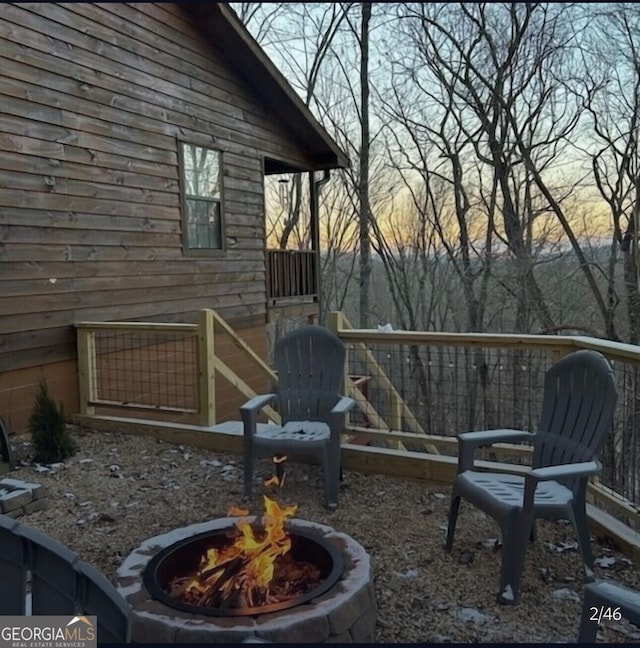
top-left (0, 2), bottom-right (318, 388)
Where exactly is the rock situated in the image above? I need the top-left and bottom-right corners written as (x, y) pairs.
top-left (595, 556), bottom-right (616, 568)
top-left (457, 607), bottom-right (493, 624)
top-left (551, 588), bottom-right (580, 602)
top-left (393, 567), bottom-right (419, 579)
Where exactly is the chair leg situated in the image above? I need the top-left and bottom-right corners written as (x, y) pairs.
top-left (571, 503), bottom-right (595, 580)
top-left (497, 512), bottom-right (530, 605)
top-left (445, 493), bottom-right (461, 551)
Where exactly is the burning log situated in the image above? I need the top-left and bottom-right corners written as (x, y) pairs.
top-left (166, 496), bottom-right (325, 612)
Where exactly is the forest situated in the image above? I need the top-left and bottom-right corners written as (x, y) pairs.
top-left (234, 2), bottom-right (640, 343)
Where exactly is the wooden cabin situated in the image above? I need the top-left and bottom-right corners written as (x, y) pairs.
top-left (0, 2), bottom-right (348, 433)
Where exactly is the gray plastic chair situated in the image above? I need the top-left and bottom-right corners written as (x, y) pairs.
top-left (241, 325), bottom-right (355, 509)
top-left (445, 350), bottom-right (617, 604)
top-left (578, 579), bottom-right (640, 643)
top-left (0, 515), bottom-right (131, 642)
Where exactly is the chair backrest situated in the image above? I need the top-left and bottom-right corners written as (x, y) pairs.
top-left (275, 325), bottom-right (346, 425)
top-left (0, 514), bottom-right (131, 642)
top-left (533, 350), bottom-right (617, 481)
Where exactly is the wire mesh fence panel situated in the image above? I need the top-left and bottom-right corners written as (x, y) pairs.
top-left (346, 341), bottom-right (550, 438)
top-left (93, 330), bottom-right (199, 413)
top-left (343, 334), bottom-right (640, 524)
top-left (600, 358), bottom-right (640, 521)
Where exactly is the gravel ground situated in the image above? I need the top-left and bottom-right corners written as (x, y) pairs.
top-left (5, 425), bottom-right (640, 644)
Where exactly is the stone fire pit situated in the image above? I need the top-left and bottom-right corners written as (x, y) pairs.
top-left (115, 517), bottom-right (377, 643)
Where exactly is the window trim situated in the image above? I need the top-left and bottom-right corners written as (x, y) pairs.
top-left (178, 140), bottom-right (226, 255)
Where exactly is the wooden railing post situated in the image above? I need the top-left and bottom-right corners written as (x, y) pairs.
top-left (77, 327), bottom-right (96, 416)
top-left (198, 309), bottom-right (216, 427)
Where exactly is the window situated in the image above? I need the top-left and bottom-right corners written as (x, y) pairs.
top-left (180, 142), bottom-right (223, 250)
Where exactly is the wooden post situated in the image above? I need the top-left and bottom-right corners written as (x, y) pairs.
top-left (326, 311), bottom-right (344, 336)
top-left (198, 309), bottom-right (216, 427)
top-left (389, 391), bottom-right (402, 431)
top-left (327, 311), bottom-right (348, 388)
top-left (76, 327), bottom-right (96, 416)
top-left (328, 311), bottom-right (354, 433)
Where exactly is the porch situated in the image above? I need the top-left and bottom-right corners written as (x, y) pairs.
top-left (73, 309), bottom-right (640, 561)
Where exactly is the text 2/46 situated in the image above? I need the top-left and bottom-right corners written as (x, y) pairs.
top-left (589, 607), bottom-right (622, 624)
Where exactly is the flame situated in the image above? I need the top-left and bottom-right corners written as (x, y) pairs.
top-left (182, 496), bottom-right (298, 608)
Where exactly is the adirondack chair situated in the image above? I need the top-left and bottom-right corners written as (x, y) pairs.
top-left (240, 325), bottom-right (355, 509)
top-left (0, 515), bottom-right (131, 642)
top-left (445, 350), bottom-right (617, 604)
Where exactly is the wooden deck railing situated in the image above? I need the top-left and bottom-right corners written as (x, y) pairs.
top-left (75, 309), bottom-right (640, 556)
top-left (326, 315), bottom-right (640, 535)
top-left (76, 310), bottom-right (279, 427)
top-left (266, 249), bottom-right (318, 302)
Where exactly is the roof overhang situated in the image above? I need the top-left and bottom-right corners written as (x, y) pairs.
top-left (183, 3), bottom-right (350, 172)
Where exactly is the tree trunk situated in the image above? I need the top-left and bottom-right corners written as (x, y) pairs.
top-left (358, 2), bottom-right (372, 328)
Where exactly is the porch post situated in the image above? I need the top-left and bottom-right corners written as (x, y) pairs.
top-left (310, 170), bottom-right (330, 323)
top-left (309, 171), bottom-right (321, 323)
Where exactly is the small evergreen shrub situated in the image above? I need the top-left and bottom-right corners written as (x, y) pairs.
top-left (28, 379), bottom-right (78, 464)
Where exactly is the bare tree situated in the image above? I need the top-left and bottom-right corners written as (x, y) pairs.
top-left (580, 2), bottom-right (640, 502)
top-left (233, 3), bottom-right (286, 45)
top-left (583, 3), bottom-right (640, 343)
top-left (383, 3), bottom-right (613, 337)
top-left (261, 4), bottom-right (353, 250)
top-left (319, 179), bottom-right (359, 318)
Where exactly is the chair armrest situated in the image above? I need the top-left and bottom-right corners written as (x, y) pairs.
top-left (522, 461), bottom-right (602, 513)
top-left (329, 396), bottom-right (356, 441)
top-left (458, 429), bottom-right (534, 472)
top-left (240, 394), bottom-right (276, 437)
top-left (240, 394), bottom-right (276, 414)
top-left (527, 460), bottom-right (602, 483)
top-left (331, 396), bottom-right (356, 415)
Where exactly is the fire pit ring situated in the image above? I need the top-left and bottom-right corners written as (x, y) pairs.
top-left (116, 517), bottom-right (377, 643)
top-left (142, 524), bottom-right (344, 617)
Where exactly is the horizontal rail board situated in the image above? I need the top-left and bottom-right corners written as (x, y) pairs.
top-left (75, 322), bottom-right (198, 332)
top-left (338, 328), bottom-right (640, 365)
top-left (345, 425), bottom-right (535, 457)
top-left (89, 399), bottom-right (197, 414)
